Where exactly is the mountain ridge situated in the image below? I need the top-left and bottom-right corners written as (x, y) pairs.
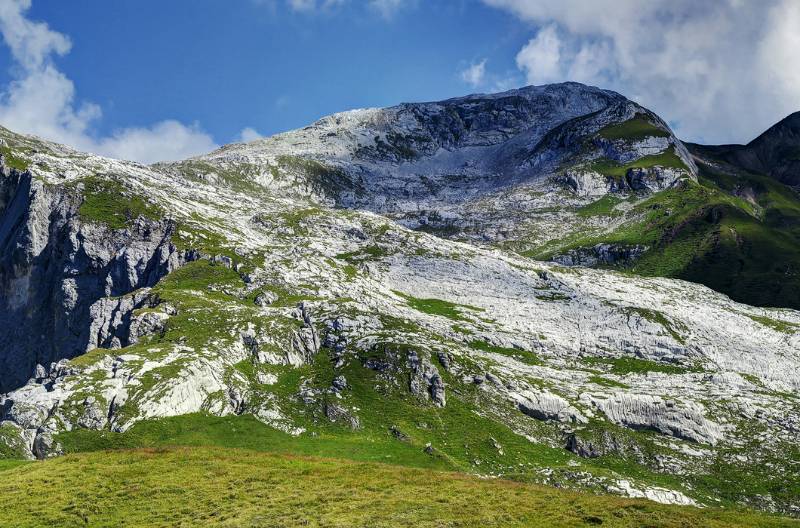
top-left (689, 111), bottom-right (800, 188)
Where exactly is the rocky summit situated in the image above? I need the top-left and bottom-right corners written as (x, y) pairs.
top-left (0, 83), bottom-right (799, 515)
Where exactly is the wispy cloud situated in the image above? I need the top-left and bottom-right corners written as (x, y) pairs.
top-left (368, 0), bottom-right (410, 19)
top-left (286, 0), bottom-right (346, 13)
top-left (460, 59), bottom-right (488, 88)
top-left (483, 0), bottom-right (800, 143)
top-left (261, 0), bottom-right (411, 18)
top-left (0, 0), bottom-right (217, 163)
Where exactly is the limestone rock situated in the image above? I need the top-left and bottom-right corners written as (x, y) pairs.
top-left (591, 393), bottom-right (723, 445)
top-left (513, 390), bottom-right (587, 425)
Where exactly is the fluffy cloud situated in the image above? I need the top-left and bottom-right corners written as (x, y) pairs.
top-left (514, 25), bottom-right (561, 85)
top-left (483, 0), bottom-right (800, 143)
top-left (460, 59), bottom-right (488, 88)
top-left (0, 0), bottom-right (217, 163)
top-left (93, 121), bottom-right (218, 165)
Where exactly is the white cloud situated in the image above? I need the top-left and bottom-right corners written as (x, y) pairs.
top-left (460, 59), bottom-right (487, 88)
top-left (0, 0), bottom-right (217, 163)
top-left (515, 25), bottom-right (561, 85)
top-left (238, 127), bottom-right (263, 143)
top-left (0, 0), bottom-right (69, 70)
top-left (483, 0), bottom-right (800, 143)
top-left (93, 121), bottom-right (218, 165)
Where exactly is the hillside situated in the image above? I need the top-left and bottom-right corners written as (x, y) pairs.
top-left (0, 83), bottom-right (798, 520)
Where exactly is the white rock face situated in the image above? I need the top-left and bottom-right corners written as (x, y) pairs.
top-left (611, 479), bottom-right (699, 507)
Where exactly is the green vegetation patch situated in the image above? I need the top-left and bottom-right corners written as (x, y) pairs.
top-left (598, 115), bottom-right (671, 141)
top-left (0, 145), bottom-right (29, 171)
top-left (588, 375), bottom-right (630, 389)
top-left (530, 159), bottom-right (800, 310)
top-left (583, 356), bottom-right (697, 376)
top-left (744, 313), bottom-right (799, 334)
top-left (587, 147), bottom-right (688, 180)
top-left (468, 340), bottom-right (541, 365)
top-left (157, 259), bottom-right (243, 292)
top-left (77, 176), bottom-right (164, 230)
top-left (56, 413), bottom-right (449, 471)
top-left (394, 291), bottom-right (483, 321)
top-left (577, 195), bottom-right (624, 217)
top-left (0, 424), bottom-right (27, 459)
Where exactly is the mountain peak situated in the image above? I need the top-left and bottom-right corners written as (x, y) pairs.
top-left (196, 81), bottom-right (693, 208)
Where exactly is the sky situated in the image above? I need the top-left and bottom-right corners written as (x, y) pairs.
top-left (0, 0), bottom-right (798, 163)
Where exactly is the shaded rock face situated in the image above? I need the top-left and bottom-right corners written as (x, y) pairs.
top-left (0, 164), bottom-right (184, 392)
top-left (86, 289), bottom-right (169, 350)
top-left (553, 243), bottom-right (648, 267)
top-left (565, 431), bottom-right (638, 459)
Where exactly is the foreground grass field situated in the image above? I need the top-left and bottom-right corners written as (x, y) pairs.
top-left (0, 447), bottom-right (797, 528)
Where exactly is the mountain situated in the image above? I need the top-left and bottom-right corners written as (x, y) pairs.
top-left (0, 83), bottom-right (799, 517)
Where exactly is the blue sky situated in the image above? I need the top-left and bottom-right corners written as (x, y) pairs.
top-left (0, 0), bottom-right (798, 163)
top-left (7, 1), bottom-right (527, 141)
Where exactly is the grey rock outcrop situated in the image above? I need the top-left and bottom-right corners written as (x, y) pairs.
top-left (0, 162), bottom-right (187, 391)
top-left (324, 401), bottom-right (360, 430)
top-left (87, 289), bottom-right (162, 350)
top-left (289, 303), bottom-right (321, 365)
top-left (615, 166), bottom-right (685, 193)
top-left (407, 349), bottom-right (446, 407)
top-left (254, 291), bottom-right (278, 307)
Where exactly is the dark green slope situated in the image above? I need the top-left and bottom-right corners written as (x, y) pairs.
top-left (542, 150), bottom-right (800, 310)
top-left (677, 150), bottom-right (800, 308)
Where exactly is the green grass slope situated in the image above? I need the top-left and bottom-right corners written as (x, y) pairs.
top-left (1, 447), bottom-right (797, 528)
